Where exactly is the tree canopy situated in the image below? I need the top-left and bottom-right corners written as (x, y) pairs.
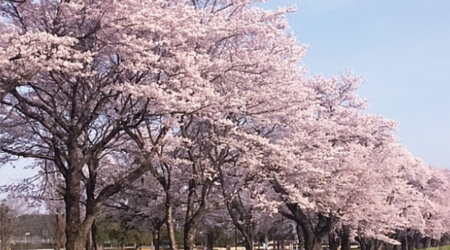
top-left (0, 1), bottom-right (448, 250)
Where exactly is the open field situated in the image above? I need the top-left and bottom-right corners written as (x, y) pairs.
top-left (419, 245), bottom-right (450, 250)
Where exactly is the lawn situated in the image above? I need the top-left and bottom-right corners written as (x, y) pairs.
top-left (419, 245), bottom-right (450, 250)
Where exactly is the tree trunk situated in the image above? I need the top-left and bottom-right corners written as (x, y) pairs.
top-left (303, 228), bottom-right (322, 250)
top-left (431, 239), bottom-right (439, 247)
top-left (86, 227), bottom-right (94, 250)
top-left (375, 240), bottom-right (383, 250)
top-left (383, 243), bottom-right (395, 250)
top-left (184, 177), bottom-right (209, 250)
top-left (64, 169), bottom-right (98, 250)
top-left (279, 202), bottom-right (334, 250)
top-left (64, 172), bottom-right (86, 250)
top-left (206, 229), bottom-right (215, 250)
top-left (264, 231), bottom-right (269, 250)
top-left (225, 197), bottom-right (254, 250)
top-left (66, 236), bottom-right (87, 250)
top-left (291, 214), bottom-right (321, 250)
top-left (153, 229), bottom-right (161, 250)
top-left (243, 235), bottom-right (254, 250)
top-left (92, 221), bottom-right (99, 250)
top-left (357, 237), bottom-right (373, 250)
top-left (340, 225), bottom-right (350, 250)
top-left (399, 232), bottom-right (409, 250)
top-left (357, 237), bottom-right (365, 250)
top-left (166, 203), bottom-right (178, 250)
top-left (295, 224), bottom-right (303, 250)
top-left (184, 220), bottom-right (198, 250)
top-left (407, 240), bottom-right (415, 250)
top-left (328, 231), bottom-right (340, 250)
top-left (424, 237), bottom-right (431, 249)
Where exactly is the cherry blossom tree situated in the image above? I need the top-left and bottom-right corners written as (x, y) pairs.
top-left (346, 144), bottom-right (427, 250)
top-left (1, 0), bottom-right (165, 248)
top-left (108, 0), bottom-right (310, 249)
top-left (0, 0), bottom-right (307, 249)
top-left (267, 74), bottom-right (405, 250)
top-left (2, 1), bottom-right (449, 250)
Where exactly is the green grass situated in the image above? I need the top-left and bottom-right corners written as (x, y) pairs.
top-left (418, 245), bottom-right (450, 250)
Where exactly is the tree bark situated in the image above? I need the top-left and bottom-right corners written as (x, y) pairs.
top-left (423, 237), bottom-right (431, 249)
top-left (431, 239), bottom-right (439, 247)
top-left (64, 167), bottom-right (98, 250)
top-left (295, 224), bottom-right (303, 250)
top-left (375, 240), bottom-right (383, 250)
top-left (184, 219), bottom-right (200, 250)
top-left (64, 171), bottom-right (87, 250)
top-left (86, 227), bottom-right (94, 250)
top-left (226, 199), bottom-right (254, 250)
top-left (166, 203), bottom-right (178, 250)
top-left (92, 221), bottom-right (99, 250)
top-left (243, 238), bottom-right (254, 250)
top-left (274, 182), bottom-right (334, 250)
top-left (303, 228), bottom-right (322, 250)
top-left (356, 237), bottom-right (375, 250)
top-left (264, 231), bottom-right (269, 250)
top-left (340, 225), bottom-right (350, 250)
top-left (328, 231), bottom-right (340, 250)
top-left (206, 229), bottom-right (215, 250)
top-left (356, 237), bottom-right (366, 250)
top-left (153, 229), bottom-right (161, 250)
top-left (183, 177), bottom-right (209, 250)
top-left (281, 204), bottom-right (327, 250)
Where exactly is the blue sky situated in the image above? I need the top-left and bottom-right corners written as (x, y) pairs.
top-left (262, 0), bottom-right (450, 169)
top-left (1, 0), bottom-right (449, 186)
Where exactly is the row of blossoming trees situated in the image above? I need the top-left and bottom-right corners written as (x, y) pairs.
top-left (0, 0), bottom-right (448, 250)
